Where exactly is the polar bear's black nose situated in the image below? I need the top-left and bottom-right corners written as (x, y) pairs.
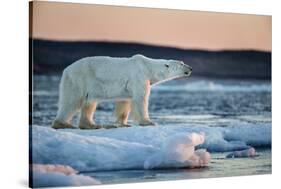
top-left (184, 66), bottom-right (192, 75)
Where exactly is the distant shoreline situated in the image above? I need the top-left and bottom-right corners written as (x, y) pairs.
top-left (30, 39), bottom-right (271, 80)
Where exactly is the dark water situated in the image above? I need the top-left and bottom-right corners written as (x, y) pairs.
top-left (32, 75), bottom-right (272, 184)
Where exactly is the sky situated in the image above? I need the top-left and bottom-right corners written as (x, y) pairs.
top-left (31, 1), bottom-right (271, 51)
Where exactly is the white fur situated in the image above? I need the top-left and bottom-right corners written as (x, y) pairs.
top-left (53, 54), bottom-right (192, 127)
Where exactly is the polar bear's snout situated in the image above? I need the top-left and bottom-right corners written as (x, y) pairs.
top-left (183, 64), bottom-right (193, 76)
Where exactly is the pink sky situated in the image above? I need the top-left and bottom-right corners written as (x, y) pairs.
top-left (31, 1), bottom-right (271, 51)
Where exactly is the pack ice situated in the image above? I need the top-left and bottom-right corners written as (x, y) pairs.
top-left (31, 123), bottom-right (271, 172)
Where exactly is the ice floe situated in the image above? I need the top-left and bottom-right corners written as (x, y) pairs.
top-left (31, 123), bottom-right (271, 172)
top-left (32, 126), bottom-right (210, 171)
top-left (31, 164), bottom-right (101, 187)
top-left (144, 133), bottom-right (210, 169)
top-left (226, 147), bottom-right (256, 158)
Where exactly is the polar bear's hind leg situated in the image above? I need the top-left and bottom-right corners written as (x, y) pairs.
top-left (79, 101), bottom-right (101, 129)
top-left (52, 71), bottom-right (82, 129)
top-left (52, 98), bottom-right (81, 129)
top-left (115, 101), bottom-right (131, 125)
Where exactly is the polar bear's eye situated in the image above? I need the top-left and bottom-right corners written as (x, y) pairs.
top-left (165, 64), bottom-right (169, 68)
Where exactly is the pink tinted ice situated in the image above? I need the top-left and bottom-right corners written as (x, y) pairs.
top-left (226, 147), bottom-right (256, 158)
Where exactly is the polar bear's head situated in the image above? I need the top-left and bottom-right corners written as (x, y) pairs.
top-left (135, 55), bottom-right (193, 85)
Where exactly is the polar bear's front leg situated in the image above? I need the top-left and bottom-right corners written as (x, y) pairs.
top-left (131, 80), bottom-right (155, 126)
top-left (131, 100), bottom-right (155, 126)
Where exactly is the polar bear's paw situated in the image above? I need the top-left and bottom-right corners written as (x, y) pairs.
top-left (100, 124), bottom-right (131, 129)
top-left (139, 120), bottom-right (156, 126)
top-left (79, 123), bottom-right (102, 130)
top-left (52, 120), bottom-right (77, 129)
top-left (115, 124), bottom-right (132, 128)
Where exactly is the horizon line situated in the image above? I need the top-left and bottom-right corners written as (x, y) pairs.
top-left (31, 38), bottom-right (272, 53)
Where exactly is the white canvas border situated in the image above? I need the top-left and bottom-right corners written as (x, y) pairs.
top-left (0, 0), bottom-right (278, 188)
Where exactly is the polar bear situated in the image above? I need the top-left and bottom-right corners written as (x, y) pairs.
top-left (52, 54), bottom-right (192, 129)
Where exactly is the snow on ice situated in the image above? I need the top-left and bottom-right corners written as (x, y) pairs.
top-left (226, 147), bottom-right (256, 158)
top-left (31, 123), bottom-right (271, 172)
top-left (32, 164), bottom-right (101, 187)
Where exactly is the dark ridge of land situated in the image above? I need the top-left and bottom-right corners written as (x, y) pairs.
top-left (31, 39), bottom-right (271, 79)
